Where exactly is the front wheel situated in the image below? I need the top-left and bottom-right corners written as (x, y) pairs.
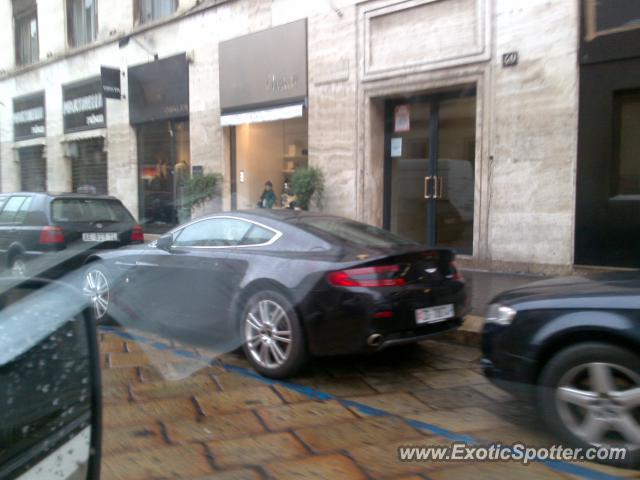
top-left (538, 342), bottom-right (640, 469)
top-left (9, 255), bottom-right (27, 277)
top-left (241, 290), bottom-right (306, 378)
top-left (82, 264), bottom-right (112, 322)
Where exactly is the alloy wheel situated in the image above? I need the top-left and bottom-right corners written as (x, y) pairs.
top-left (244, 299), bottom-right (293, 369)
top-left (10, 258), bottom-right (26, 277)
top-left (83, 268), bottom-right (110, 320)
top-left (556, 362), bottom-right (640, 448)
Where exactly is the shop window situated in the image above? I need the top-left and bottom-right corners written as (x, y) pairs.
top-left (19, 146), bottom-right (46, 192)
top-left (67, 0), bottom-right (97, 48)
top-left (13, 0), bottom-right (38, 66)
top-left (584, 0), bottom-right (640, 41)
top-left (612, 90), bottom-right (640, 198)
top-left (137, 120), bottom-right (190, 231)
top-left (134, 0), bottom-right (177, 25)
top-left (70, 139), bottom-right (108, 195)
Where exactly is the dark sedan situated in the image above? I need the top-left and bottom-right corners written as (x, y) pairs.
top-left (481, 273), bottom-right (640, 468)
top-left (82, 210), bottom-right (466, 377)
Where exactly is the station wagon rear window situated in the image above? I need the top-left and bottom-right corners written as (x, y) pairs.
top-left (51, 199), bottom-right (134, 223)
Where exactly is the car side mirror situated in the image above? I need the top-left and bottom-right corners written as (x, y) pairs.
top-left (0, 278), bottom-right (101, 480)
top-left (156, 234), bottom-right (173, 251)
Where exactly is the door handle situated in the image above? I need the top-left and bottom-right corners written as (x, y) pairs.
top-left (424, 176), bottom-right (434, 199)
top-left (435, 176), bottom-right (444, 199)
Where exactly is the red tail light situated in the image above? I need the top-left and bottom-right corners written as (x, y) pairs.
top-left (131, 225), bottom-right (144, 242)
top-left (39, 226), bottom-right (65, 244)
top-left (327, 265), bottom-right (406, 288)
top-left (449, 261), bottom-right (464, 282)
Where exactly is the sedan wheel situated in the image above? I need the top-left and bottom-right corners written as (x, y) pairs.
top-left (245, 299), bottom-right (292, 369)
top-left (10, 257), bottom-right (27, 277)
top-left (83, 266), bottom-right (110, 321)
top-left (241, 291), bottom-right (306, 378)
top-left (539, 342), bottom-right (640, 468)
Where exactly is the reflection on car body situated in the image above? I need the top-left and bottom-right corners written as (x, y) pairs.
top-left (83, 210), bottom-right (467, 378)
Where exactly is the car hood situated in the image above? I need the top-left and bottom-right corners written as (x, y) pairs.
top-left (492, 272), bottom-right (640, 310)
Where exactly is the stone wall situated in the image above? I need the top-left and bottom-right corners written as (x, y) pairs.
top-left (0, 0), bottom-right (580, 270)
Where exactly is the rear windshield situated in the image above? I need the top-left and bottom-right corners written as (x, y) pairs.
top-left (51, 198), bottom-right (134, 223)
top-left (297, 217), bottom-right (417, 248)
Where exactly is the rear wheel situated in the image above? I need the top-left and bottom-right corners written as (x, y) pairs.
top-left (83, 264), bottom-right (111, 322)
top-left (9, 255), bottom-right (27, 277)
top-left (538, 342), bottom-right (640, 468)
top-left (241, 290), bottom-right (306, 378)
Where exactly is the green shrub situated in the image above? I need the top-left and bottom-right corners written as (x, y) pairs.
top-left (291, 167), bottom-right (324, 210)
top-left (182, 173), bottom-right (223, 210)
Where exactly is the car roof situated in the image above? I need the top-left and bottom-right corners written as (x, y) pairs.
top-left (223, 209), bottom-right (342, 223)
top-left (0, 192), bottom-right (121, 201)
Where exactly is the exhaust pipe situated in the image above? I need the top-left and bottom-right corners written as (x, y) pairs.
top-left (367, 333), bottom-right (384, 348)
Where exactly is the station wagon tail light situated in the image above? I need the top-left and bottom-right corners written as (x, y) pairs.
top-left (447, 261), bottom-right (464, 282)
top-left (327, 265), bottom-right (406, 287)
top-left (131, 225), bottom-right (144, 242)
top-left (39, 226), bottom-right (65, 244)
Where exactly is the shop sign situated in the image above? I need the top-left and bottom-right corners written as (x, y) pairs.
top-left (63, 77), bottom-right (106, 132)
top-left (219, 19), bottom-right (307, 113)
top-left (101, 66), bottom-right (122, 99)
top-left (128, 54), bottom-right (189, 124)
top-left (13, 92), bottom-right (45, 141)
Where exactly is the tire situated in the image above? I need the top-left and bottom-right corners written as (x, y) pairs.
top-left (82, 263), bottom-right (112, 323)
top-left (240, 290), bottom-right (307, 378)
top-left (9, 254), bottom-right (27, 278)
top-left (538, 342), bottom-right (640, 469)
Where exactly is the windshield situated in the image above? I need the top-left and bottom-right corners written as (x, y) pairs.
top-left (298, 217), bottom-right (418, 248)
top-left (51, 199), bottom-right (134, 223)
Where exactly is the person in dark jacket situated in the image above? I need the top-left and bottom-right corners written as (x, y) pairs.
top-left (258, 180), bottom-right (276, 209)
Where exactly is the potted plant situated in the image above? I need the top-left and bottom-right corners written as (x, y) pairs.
top-left (182, 173), bottom-right (223, 212)
top-left (291, 167), bottom-right (324, 210)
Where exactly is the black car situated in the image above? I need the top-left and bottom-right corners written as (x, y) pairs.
top-left (481, 273), bottom-right (640, 468)
top-left (0, 193), bottom-right (143, 278)
top-left (83, 210), bottom-right (466, 378)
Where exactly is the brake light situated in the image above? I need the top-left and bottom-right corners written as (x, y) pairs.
top-left (449, 261), bottom-right (464, 282)
top-left (39, 226), bottom-right (65, 244)
top-left (131, 225), bottom-right (144, 242)
top-left (327, 265), bottom-right (406, 288)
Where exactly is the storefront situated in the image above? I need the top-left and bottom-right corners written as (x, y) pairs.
top-left (575, 0), bottom-right (640, 268)
top-left (383, 87), bottom-right (477, 254)
top-left (219, 20), bottom-right (308, 210)
top-left (62, 77), bottom-right (108, 194)
top-left (13, 91), bottom-right (46, 192)
top-left (128, 53), bottom-right (190, 232)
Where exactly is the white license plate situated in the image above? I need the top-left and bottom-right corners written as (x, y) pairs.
top-left (415, 304), bottom-right (455, 324)
top-left (82, 232), bottom-right (118, 242)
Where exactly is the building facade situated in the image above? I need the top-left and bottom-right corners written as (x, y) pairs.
top-left (0, 0), bottom-right (637, 271)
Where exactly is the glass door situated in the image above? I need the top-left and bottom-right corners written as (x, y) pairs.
top-left (384, 89), bottom-right (476, 254)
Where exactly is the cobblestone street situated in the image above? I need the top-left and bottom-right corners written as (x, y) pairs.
top-left (98, 327), bottom-right (639, 480)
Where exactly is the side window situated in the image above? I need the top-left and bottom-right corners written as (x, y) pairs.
top-left (0, 197), bottom-right (28, 223)
top-left (13, 197), bottom-right (33, 224)
top-left (238, 225), bottom-right (276, 246)
top-left (173, 218), bottom-right (252, 247)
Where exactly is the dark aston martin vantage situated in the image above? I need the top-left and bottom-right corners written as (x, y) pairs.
top-left (81, 210), bottom-right (466, 377)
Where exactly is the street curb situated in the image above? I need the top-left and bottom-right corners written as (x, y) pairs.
top-left (439, 314), bottom-right (483, 347)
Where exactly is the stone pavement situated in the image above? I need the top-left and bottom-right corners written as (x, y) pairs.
top-left (98, 327), bottom-right (639, 480)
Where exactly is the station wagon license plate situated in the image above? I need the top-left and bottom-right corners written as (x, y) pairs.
top-left (82, 232), bottom-right (118, 242)
top-left (415, 304), bottom-right (454, 324)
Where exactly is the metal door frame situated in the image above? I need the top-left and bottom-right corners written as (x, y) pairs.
top-left (382, 87), bottom-right (475, 247)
